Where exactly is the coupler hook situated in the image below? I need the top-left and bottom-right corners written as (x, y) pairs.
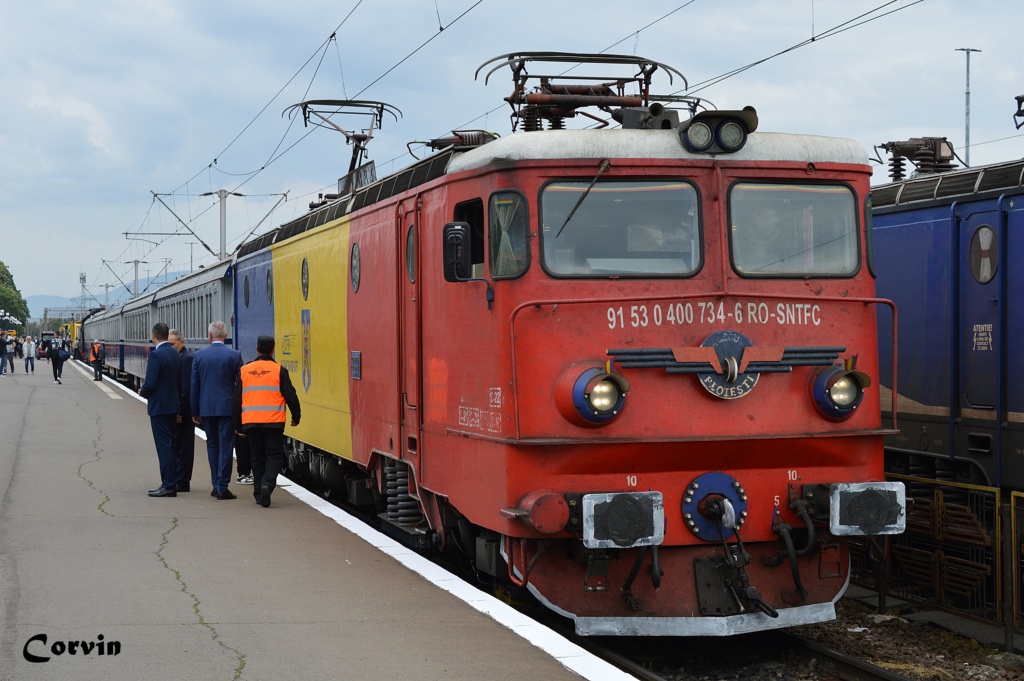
top-left (705, 497), bottom-right (779, 618)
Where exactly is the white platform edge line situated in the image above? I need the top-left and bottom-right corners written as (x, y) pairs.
top-left (93, 362), bottom-right (631, 680)
top-left (284, 483), bottom-right (634, 681)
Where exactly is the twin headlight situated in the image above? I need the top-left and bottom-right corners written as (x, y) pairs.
top-left (679, 107), bottom-right (759, 154)
top-left (555, 366), bottom-right (629, 427)
top-left (555, 359), bottom-right (868, 426)
top-left (812, 365), bottom-right (871, 419)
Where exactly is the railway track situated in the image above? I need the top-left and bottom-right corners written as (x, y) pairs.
top-left (286, 470), bottom-right (991, 681)
top-left (554, 626), bottom-right (913, 681)
top-left (776, 631), bottom-right (913, 681)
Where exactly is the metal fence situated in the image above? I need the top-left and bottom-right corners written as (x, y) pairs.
top-left (852, 474), bottom-right (1000, 625)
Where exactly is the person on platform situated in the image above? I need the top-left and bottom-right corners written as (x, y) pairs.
top-left (138, 322), bottom-right (181, 497)
top-left (191, 320), bottom-right (243, 500)
top-left (90, 339), bottom-right (106, 381)
top-left (47, 337), bottom-right (68, 384)
top-left (234, 335), bottom-right (300, 508)
top-left (0, 332), bottom-right (8, 376)
top-left (23, 336), bottom-right (36, 374)
top-left (168, 329), bottom-right (195, 492)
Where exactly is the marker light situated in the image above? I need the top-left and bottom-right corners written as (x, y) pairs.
top-left (555, 366), bottom-right (629, 427)
top-left (812, 365), bottom-right (870, 419)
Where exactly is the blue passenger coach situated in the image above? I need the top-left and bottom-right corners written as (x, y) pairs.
top-left (82, 260), bottom-right (234, 388)
top-left (872, 157), bottom-right (1024, 489)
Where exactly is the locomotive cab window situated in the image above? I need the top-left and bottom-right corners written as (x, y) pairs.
top-left (730, 183), bottom-right (858, 277)
top-left (489, 191), bottom-right (529, 278)
top-left (454, 198), bottom-right (486, 277)
top-left (540, 180), bottom-right (700, 277)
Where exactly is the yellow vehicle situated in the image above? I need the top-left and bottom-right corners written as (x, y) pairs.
top-left (62, 322), bottom-right (83, 359)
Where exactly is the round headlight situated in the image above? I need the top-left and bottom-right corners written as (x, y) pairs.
top-left (684, 120), bottom-right (714, 151)
top-left (555, 366), bottom-right (629, 427)
top-left (811, 365), bottom-right (868, 419)
top-left (717, 120), bottom-right (746, 151)
top-left (829, 375), bottom-right (860, 407)
top-left (587, 379), bottom-right (621, 414)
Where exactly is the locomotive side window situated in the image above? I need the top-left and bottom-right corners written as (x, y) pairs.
top-left (488, 191), bottom-right (529, 278)
top-left (453, 198), bottom-right (485, 277)
top-left (729, 183), bottom-right (858, 277)
top-left (540, 181), bottom-right (699, 277)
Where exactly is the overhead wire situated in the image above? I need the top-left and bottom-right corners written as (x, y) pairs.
top-left (106, 0), bottom-right (924, 295)
top-left (107, 1), bottom-right (487, 294)
top-left (110, 2), bottom-right (370, 287)
top-left (681, 0), bottom-right (924, 95)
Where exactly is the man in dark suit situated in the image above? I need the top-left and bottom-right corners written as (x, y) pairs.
top-left (169, 329), bottom-right (195, 492)
top-left (138, 322), bottom-right (181, 497)
top-left (191, 320), bottom-right (243, 500)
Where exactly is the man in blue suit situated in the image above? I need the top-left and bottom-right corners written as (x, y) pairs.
top-left (169, 329), bottom-right (195, 492)
top-left (138, 322), bottom-right (181, 497)
top-left (191, 320), bottom-right (243, 500)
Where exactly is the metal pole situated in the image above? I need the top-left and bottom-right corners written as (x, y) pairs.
top-left (201, 190), bottom-right (243, 260)
top-left (217, 189), bottom-right (228, 259)
top-left (955, 48), bottom-right (981, 167)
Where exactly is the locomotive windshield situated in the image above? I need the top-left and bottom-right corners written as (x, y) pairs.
top-left (729, 183), bottom-right (858, 276)
top-left (540, 180), bottom-right (700, 277)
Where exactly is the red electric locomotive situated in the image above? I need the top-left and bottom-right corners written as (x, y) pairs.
top-left (253, 53), bottom-right (906, 636)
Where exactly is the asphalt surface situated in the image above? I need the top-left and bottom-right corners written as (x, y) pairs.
top-left (0, 359), bottom-right (624, 681)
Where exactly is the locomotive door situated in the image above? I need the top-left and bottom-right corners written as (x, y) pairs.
top-left (399, 198), bottom-right (422, 474)
top-left (958, 211), bottom-right (1001, 410)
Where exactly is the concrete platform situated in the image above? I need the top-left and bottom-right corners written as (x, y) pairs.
top-left (0, 360), bottom-right (631, 681)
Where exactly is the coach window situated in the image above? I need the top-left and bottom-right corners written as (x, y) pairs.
top-left (489, 191), bottom-right (529, 278)
top-left (730, 183), bottom-right (858, 277)
top-left (454, 198), bottom-right (485, 278)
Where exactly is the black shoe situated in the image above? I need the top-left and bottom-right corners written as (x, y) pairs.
top-left (217, 489), bottom-right (237, 500)
top-left (176, 483), bottom-right (190, 492)
top-left (210, 489), bottom-right (218, 497)
top-left (259, 485), bottom-right (271, 508)
top-left (148, 486), bottom-right (177, 497)
top-left (148, 485), bottom-right (166, 494)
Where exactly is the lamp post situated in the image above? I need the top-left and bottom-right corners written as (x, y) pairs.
top-left (955, 47), bottom-right (981, 167)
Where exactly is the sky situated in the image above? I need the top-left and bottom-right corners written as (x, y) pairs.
top-left (1, 0), bottom-right (1021, 303)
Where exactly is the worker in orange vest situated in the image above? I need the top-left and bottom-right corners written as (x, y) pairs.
top-left (89, 340), bottom-right (106, 381)
top-left (233, 335), bottom-right (300, 508)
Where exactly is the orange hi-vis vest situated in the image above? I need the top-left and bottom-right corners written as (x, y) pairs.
top-left (240, 359), bottom-right (287, 425)
top-left (90, 343), bottom-right (101, 362)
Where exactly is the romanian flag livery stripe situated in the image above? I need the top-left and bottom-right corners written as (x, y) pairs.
top-left (269, 216), bottom-right (353, 460)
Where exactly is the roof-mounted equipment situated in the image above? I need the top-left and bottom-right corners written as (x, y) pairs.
top-left (476, 51), bottom-right (685, 132)
top-left (284, 100), bottom-right (402, 196)
top-left (677, 107), bottom-right (759, 154)
top-left (1014, 94), bottom-right (1024, 130)
top-left (876, 137), bottom-right (957, 181)
top-left (407, 129), bottom-right (499, 160)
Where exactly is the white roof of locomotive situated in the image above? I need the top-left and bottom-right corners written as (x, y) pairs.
top-left (446, 129), bottom-right (869, 173)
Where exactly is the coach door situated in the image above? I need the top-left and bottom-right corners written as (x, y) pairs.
top-left (399, 197), bottom-right (423, 474)
top-left (959, 211), bottom-right (1001, 411)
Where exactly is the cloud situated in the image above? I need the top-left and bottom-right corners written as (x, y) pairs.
top-left (26, 84), bottom-right (122, 159)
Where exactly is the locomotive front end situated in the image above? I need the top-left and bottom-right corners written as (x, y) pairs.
top-left (442, 113), bottom-right (906, 635)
